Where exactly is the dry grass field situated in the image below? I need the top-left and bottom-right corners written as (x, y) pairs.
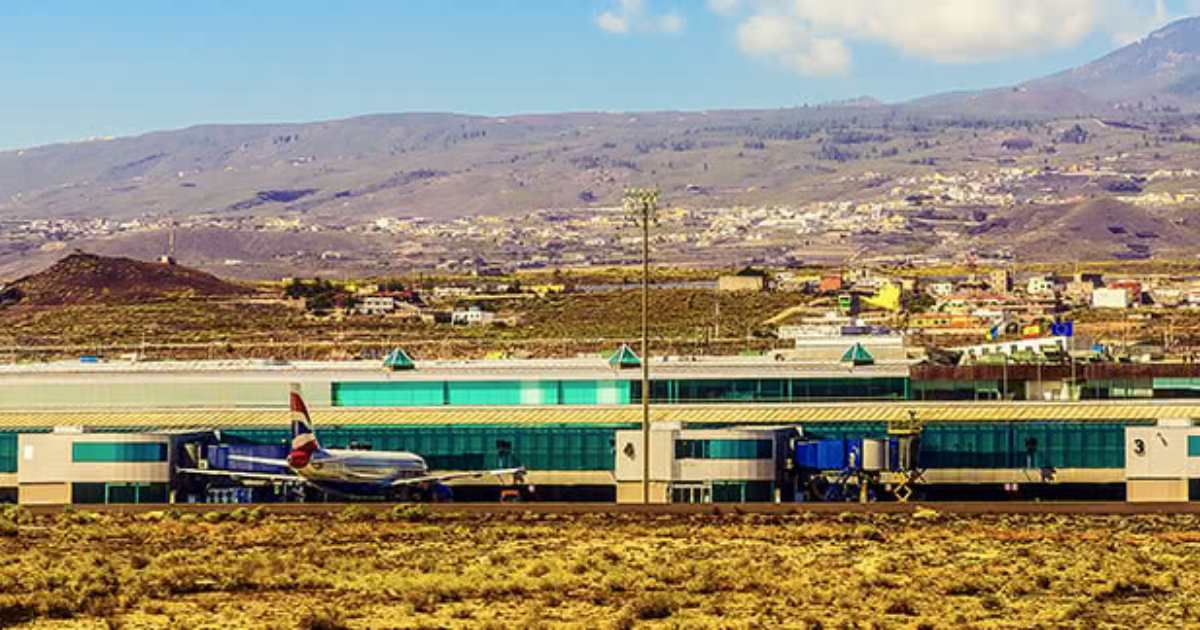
top-left (2, 506), bottom-right (1200, 629)
top-left (0, 289), bottom-right (803, 362)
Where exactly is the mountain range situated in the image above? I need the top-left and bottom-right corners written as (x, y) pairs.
top-left (918, 16), bottom-right (1200, 114)
top-left (1, 16), bottom-right (1199, 277)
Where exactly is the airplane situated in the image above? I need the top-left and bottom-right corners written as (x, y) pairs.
top-left (177, 387), bottom-right (526, 500)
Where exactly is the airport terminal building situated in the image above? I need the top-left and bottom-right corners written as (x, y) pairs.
top-left (3, 346), bottom-right (1200, 504)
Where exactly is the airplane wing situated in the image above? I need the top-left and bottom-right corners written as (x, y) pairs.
top-left (176, 467), bottom-right (303, 483)
top-left (228, 454), bottom-right (292, 468)
top-left (391, 466), bottom-right (526, 487)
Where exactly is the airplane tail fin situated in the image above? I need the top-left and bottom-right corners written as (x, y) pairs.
top-left (289, 385), bottom-right (320, 454)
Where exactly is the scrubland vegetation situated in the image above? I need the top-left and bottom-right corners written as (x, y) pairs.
top-left (1, 505), bottom-right (1199, 628)
top-left (0, 289), bottom-right (801, 362)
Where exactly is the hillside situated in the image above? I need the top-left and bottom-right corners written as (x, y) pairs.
top-left (971, 198), bottom-right (1200, 261)
top-left (0, 107), bottom-right (925, 224)
top-left (1027, 16), bottom-right (1200, 107)
top-left (5, 252), bottom-right (251, 306)
top-left (920, 16), bottom-right (1200, 114)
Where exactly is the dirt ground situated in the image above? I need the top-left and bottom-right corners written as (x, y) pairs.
top-left (3, 507), bottom-right (1200, 629)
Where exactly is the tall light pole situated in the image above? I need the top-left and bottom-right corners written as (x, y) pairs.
top-left (624, 188), bottom-right (659, 504)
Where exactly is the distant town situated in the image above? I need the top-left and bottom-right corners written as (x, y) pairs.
top-left (4, 158), bottom-right (1198, 277)
top-left (276, 260), bottom-right (1198, 353)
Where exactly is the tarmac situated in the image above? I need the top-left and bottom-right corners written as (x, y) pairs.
top-left (23, 501), bottom-right (1200, 516)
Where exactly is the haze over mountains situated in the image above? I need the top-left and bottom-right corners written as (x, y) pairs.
top-left (1, 17), bottom-right (1200, 277)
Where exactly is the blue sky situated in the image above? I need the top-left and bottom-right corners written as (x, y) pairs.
top-left (0, 0), bottom-right (1196, 150)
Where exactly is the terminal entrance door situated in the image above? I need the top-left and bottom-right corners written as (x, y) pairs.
top-left (670, 482), bottom-right (712, 504)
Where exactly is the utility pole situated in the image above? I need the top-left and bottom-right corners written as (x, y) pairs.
top-left (624, 188), bottom-right (659, 504)
top-left (1002, 353), bottom-right (1008, 400)
top-left (714, 293), bottom-right (720, 339)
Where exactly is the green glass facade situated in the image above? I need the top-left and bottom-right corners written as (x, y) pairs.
top-left (0, 420), bottom-right (1147, 478)
top-left (915, 376), bottom-right (1200, 401)
top-left (72, 483), bottom-right (106, 504)
top-left (795, 421), bottom-right (1130, 469)
top-left (713, 481), bottom-right (775, 502)
top-left (72, 482), bottom-right (169, 504)
top-left (675, 439), bottom-right (773, 460)
top-left (330, 373), bottom-right (1200, 408)
top-left (917, 422), bottom-right (1130, 469)
top-left (1152, 378), bottom-right (1200, 399)
top-left (1082, 379), bottom-right (1154, 400)
top-left (670, 481), bottom-right (776, 503)
top-left (801, 422), bottom-right (888, 441)
top-left (333, 380), bottom-right (631, 407)
top-left (912, 379), bottom-right (1003, 400)
top-left (0, 434), bottom-right (16, 473)
top-left (210, 421), bottom-right (1136, 473)
top-left (72, 442), bottom-right (168, 463)
top-left (333, 377), bottom-right (909, 408)
top-left (223, 424), bottom-right (627, 472)
top-left (634, 377), bottom-right (909, 404)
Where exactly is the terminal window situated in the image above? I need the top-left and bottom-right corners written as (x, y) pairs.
top-left (72, 442), bottom-right (168, 463)
top-left (675, 439), bottom-right (773, 460)
top-left (72, 482), bottom-right (168, 504)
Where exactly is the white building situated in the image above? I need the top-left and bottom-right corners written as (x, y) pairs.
top-left (358, 296), bottom-right (397, 316)
top-left (926, 281), bottom-right (955, 298)
top-left (433, 286), bottom-right (473, 299)
top-left (1025, 276), bottom-right (1056, 296)
top-left (18, 430), bottom-right (171, 505)
top-left (953, 336), bottom-right (1070, 359)
top-left (613, 424), bottom-right (789, 504)
top-left (1125, 420), bottom-right (1200, 502)
top-left (1092, 287), bottom-right (1130, 309)
top-left (451, 306), bottom-right (495, 326)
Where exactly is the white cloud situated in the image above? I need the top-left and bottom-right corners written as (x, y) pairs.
top-left (707, 0), bottom-right (741, 16)
top-left (659, 12), bottom-right (685, 33)
top-left (596, 0), bottom-right (686, 36)
top-left (736, 13), bottom-right (851, 76)
top-left (788, 0), bottom-right (1100, 64)
top-left (596, 11), bottom-right (630, 34)
top-left (721, 0), bottom-right (1189, 76)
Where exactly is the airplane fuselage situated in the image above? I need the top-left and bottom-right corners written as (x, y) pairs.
top-left (179, 387), bottom-right (524, 501)
top-left (295, 449), bottom-right (430, 497)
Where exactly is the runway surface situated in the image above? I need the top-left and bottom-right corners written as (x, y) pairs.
top-left (22, 501), bottom-right (1200, 516)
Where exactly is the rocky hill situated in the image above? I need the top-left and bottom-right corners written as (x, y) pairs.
top-left (4, 252), bottom-right (251, 306)
top-left (970, 198), bottom-right (1200, 261)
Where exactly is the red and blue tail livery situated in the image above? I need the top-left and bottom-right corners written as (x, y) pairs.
top-left (288, 388), bottom-right (319, 468)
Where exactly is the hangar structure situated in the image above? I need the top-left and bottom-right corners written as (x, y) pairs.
top-left (3, 352), bottom-right (1200, 504)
